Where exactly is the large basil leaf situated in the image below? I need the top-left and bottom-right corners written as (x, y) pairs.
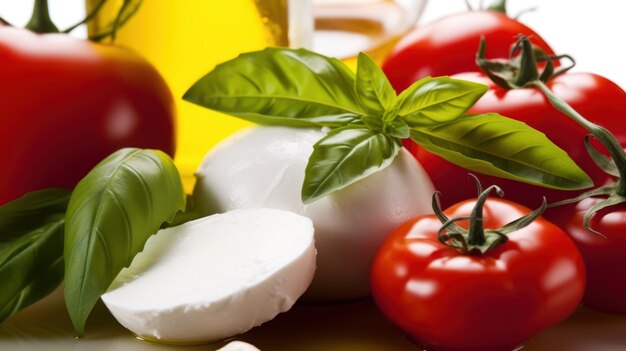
top-left (0, 189), bottom-right (71, 323)
top-left (411, 113), bottom-right (593, 190)
top-left (64, 148), bottom-right (185, 335)
top-left (183, 48), bottom-right (364, 128)
top-left (355, 53), bottom-right (396, 115)
top-left (397, 77), bottom-right (487, 128)
top-left (302, 127), bottom-right (401, 203)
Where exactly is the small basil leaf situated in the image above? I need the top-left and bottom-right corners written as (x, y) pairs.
top-left (0, 189), bottom-right (71, 324)
top-left (362, 115), bottom-right (384, 132)
top-left (386, 119), bottom-right (410, 139)
top-left (397, 77), bottom-right (487, 128)
top-left (64, 148), bottom-right (185, 335)
top-left (302, 127), bottom-right (401, 203)
top-left (410, 113), bottom-right (593, 190)
top-left (183, 48), bottom-right (365, 128)
top-left (355, 52), bottom-right (396, 114)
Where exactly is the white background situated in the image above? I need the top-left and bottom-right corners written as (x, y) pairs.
top-left (1, 0), bottom-right (625, 88)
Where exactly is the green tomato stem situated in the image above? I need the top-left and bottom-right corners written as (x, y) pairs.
top-left (486, 0), bottom-right (507, 14)
top-left (25, 0), bottom-right (59, 33)
top-left (531, 80), bottom-right (626, 196)
top-left (514, 36), bottom-right (539, 87)
top-left (467, 185), bottom-right (502, 246)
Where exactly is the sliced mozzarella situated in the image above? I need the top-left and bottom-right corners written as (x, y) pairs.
top-left (193, 126), bottom-right (434, 300)
top-left (101, 208), bottom-right (316, 344)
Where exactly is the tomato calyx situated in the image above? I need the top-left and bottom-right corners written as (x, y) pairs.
top-left (465, 0), bottom-right (507, 14)
top-left (19, 0), bottom-right (139, 42)
top-left (479, 34), bottom-right (626, 236)
top-left (435, 175), bottom-right (547, 255)
top-left (476, 35), bottom-right (574, 90)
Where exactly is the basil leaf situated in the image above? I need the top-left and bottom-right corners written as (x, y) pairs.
top-left (355, 52), bottom-right (396, 115)
top-left (387, 118), bottom-right (411, 139)
top-left (410, 113), bottom-right (593, 190)
top-left (397, 77), bottom-right (487, 128)
top-left (64, 148), bottom-right (185, 335)
top-left (302, 127), bottom-right (401, 203)
top-left (362, 115), bottom-right (384, 132)
top-left (0, 189), bottom-right (70, 323)
top-left (183, 48), bottom-right (365, 128)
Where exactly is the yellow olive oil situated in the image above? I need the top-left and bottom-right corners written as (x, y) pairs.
top-left (87, 0), bottom-right (290, 190)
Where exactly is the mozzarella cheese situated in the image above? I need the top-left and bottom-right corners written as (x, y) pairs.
top-left (193, 126), bottom-right (434, 300)
top-left (101, 208), bottom-right (316, 344)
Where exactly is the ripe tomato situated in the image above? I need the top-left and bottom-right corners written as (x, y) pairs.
top-left (409, 72), bottom-right (626, 210)
top-left (0, 26), bottom-right (175, 205)
top-left (549, 199), bottom-right (626, 314)
top-left (371, 197), bottom-right (585, 351)
top-left (382, 10), bottom-right (555, 93)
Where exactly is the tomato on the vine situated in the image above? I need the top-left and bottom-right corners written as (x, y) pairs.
top-left (0, 8), bottom-right (175, 205)
top-left (382, 9), bottom-right (555, 93)
top-left (441, 35), bottom-right (626, 316)
top-left (371, 183), bottom-right (585, 351)
top-left (410, 71), bottom-right (626, 209)
top-left (549, 200), bottom-right (626, 314)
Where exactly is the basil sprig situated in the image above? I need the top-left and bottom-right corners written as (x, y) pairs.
top-left (185, 48), bottom-right (591, 203)
top-left (0, 148), bottom-right (186, 333)
top-left (0, 189), bottom-right (70, 323)
top-left (64, 148), bottom-right (185, 335)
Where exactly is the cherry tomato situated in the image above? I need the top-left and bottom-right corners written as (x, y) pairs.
top-left (0, 26), bottom-right (175, 205)
top-left (382, 10), bottom-right (556, 93)
top-left (549, 199), bottom-right (626, 314)
top-left (409, 72), bottom-right (626, 209)
top-left (371, 197), bottom-right (585, 351)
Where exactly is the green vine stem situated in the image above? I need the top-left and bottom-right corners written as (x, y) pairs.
top-left (20, 0), bottom-right (139, 43)
top-left (531, 81), bottom-right (626, 195)
top-left (25, 0), bottom-right (59, 33)
top-left (477, 34), bottom-right (626, 235)
top-left (63, 0), bottom-right (107, 33)
top-left (88, 0), bottom-right (142, 42)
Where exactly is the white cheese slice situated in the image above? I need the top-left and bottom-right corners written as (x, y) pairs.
top-left (193, 126), bottom-right (434, 300)
top-left (101, 208), bottom-right (316, 344)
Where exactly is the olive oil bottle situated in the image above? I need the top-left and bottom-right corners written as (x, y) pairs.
top-left (87, 0), bottom-right (303, 190)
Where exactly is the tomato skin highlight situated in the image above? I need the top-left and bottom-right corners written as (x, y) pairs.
top-left (0, 26), bottom-right (175, 205)
top-left (409, 72), bottom-right (626, 210)
top-left (371, 198), bottom-right (585, 351)
top-left (382, 11), bottom-right (556, 93)
top-left (549, 199), bottom-right (626, 314)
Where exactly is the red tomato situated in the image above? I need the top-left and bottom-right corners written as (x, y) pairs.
top-left (0, 26), bottom-right (175, 205)
top-left (382, 11), bottom-right (556, 93)
top-left (409, 72), bottom-right (626, 209)
top-left (371, 198), bottom-right (585, 351)
top-left (549, 199), bottom-right (626, 314)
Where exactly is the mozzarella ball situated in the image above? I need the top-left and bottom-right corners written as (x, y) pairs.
top-left (193, 126), bottom-right (434, 300)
